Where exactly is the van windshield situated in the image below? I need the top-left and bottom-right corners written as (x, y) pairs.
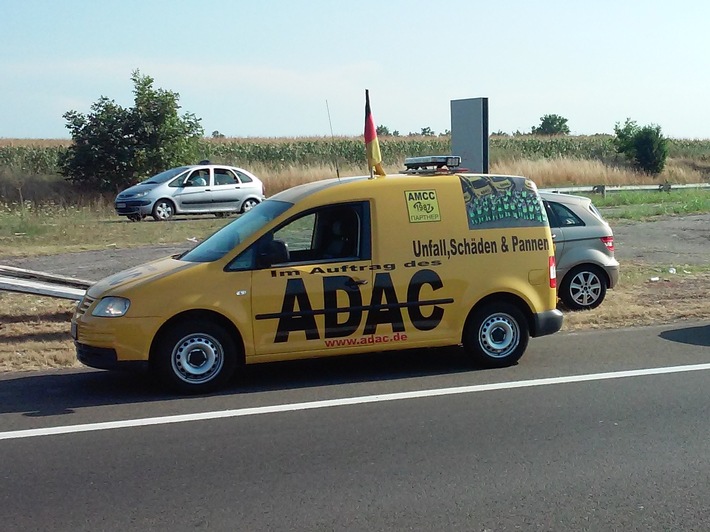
top-left (179, 200), bottom-right (293, 263)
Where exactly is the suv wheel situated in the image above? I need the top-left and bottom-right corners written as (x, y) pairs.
top-left (560, 265), bottom-right (607, 310)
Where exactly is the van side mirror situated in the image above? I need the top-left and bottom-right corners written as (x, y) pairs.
top-left (256, 239), bottom-right (290, 268)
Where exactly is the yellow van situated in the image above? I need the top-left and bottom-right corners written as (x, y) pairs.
top-left (72, 158), bottom-right (563, 393)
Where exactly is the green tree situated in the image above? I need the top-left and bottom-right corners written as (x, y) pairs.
top-left (60, 70), bottom-right (203, 192)
top-left (531, 114), bottom-right (570, 135)
top-left (613, 118), bottom-right (669, 175)
top-left (376, 125), bottom-right (390, 136)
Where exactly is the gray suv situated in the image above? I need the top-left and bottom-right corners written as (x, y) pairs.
top-left (115, 164), bottom-right (265, 221)
top-left (541, 191), bottom-right (619, 310)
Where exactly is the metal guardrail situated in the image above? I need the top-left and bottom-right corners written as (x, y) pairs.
top-left (0, 265), bottom-right (91, 300)
top-left (540, 183), bottom-right (710, 196)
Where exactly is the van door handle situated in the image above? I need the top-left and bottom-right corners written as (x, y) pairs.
top-left (346, 279), bottom-right (368, 289)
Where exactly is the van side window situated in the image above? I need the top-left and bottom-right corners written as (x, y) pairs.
top-left (255, 202), bottom-right (370, 268)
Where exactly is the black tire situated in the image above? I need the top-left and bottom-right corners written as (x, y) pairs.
top-left (152, 199), bottom-right (175, 221)
top-left (560, 265), bottom-right (607, 310)
top-left (153, 319), bottom-right (238, 394)
top-left (241, 198), bottom-right (259, 213)
top-left (463, 303), bottom-right (529, 367)
top-left (214, 212), bottom-right (229, 219)
top-left (127, 213), bottom-right (143, 222)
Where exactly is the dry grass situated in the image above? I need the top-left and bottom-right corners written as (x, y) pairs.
top-left (563, 266), bottom-right (710, 330)
top-left (253, 162), bottom-right (364, 194)
top-left (253, 157), bottom-right (707, 198)
top-left (3, 265), bottom-right (709, 372)
top-left (0, 292), bottom-right (79, 371)
top-left (491, 158), bottom-right (706, 188)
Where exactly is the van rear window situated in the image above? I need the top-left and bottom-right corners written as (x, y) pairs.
top-left (459, 176), bottom-right (548, 229)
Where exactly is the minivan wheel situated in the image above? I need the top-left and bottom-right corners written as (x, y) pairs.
top-left (560, 265), bottom-right (607, 310)
top-left (463, 303), bottom-right (529, 367)
top-left (127, 213), bottom-right (144, 222)
top-left (241, 198), bottom-right (259, 213)
top-left (154, 320), bottom-right (238, 394)
top-left (152, 199), bottom-right (175, 221)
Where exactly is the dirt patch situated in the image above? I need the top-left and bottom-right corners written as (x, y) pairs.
top-left (612, 214), bottom-right (710, 266)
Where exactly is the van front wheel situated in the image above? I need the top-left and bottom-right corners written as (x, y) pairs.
top-left (154, 320), bottom-right (237, 394)
top-left (463, 303), bottom-right (529, 367)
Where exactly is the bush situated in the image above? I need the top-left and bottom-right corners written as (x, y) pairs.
top-left (531, 114), bottom-right (570, 135)
top-left (59, 70), bottom-right (203, 193)
top-left (613, 119), bottom-right (669, 175)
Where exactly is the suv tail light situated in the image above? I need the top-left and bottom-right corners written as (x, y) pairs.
top-left (601, 236), bottom-right (614, 252)
top-left (549, 255), bottom-right (557, 289)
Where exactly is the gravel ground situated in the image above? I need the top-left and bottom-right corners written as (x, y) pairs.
top-left (1, 214), bottom-right (709, 280)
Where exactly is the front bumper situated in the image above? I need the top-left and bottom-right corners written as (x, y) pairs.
top-left (76, 342), bottom-right (149, 372)
top-left (115, 199), bottom-right (153, 217)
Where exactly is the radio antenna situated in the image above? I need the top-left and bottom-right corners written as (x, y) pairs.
top-left (325, 99), bottom-right (341, 180)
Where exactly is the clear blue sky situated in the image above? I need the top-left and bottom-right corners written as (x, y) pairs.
top-left (2, 0), bottom-right (709, 139)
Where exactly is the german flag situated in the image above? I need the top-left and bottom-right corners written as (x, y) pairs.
top-left (364, 89), bottom-right (385, 176)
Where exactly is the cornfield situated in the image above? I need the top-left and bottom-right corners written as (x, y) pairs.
top-left (2, 135), bottom-right (710, 176)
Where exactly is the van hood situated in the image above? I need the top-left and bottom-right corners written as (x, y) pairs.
top-left (87, 256), bottom-right (196, 297)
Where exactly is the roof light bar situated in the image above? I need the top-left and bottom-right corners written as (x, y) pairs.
top-left (404, 155), bottom-right (462, 172)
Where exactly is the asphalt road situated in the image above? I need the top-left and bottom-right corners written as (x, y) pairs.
top-left (1, 322), bottom-right (710, 531)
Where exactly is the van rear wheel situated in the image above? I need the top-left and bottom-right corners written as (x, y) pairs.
top-left (154, 319), bottom-right (237, 393)
top-left (463, 303), bottom-right (529, 367)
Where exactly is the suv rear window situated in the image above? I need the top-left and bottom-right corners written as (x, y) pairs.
top-left (545, 201), bottom-right (584, 228)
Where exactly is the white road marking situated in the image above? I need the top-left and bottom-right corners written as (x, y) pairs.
top-left (3, 363), bottom-right (710, 441)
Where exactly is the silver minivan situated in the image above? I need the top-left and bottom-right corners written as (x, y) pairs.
top-left (115, 164), bottom-right (265, 221)
top-left (541, 191), bottom-right (619, 310)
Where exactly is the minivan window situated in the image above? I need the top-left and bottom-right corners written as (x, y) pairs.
top-left (236, 171), bottom-right (253, 183)
top-left (179, 200), bottom-right (293, 263)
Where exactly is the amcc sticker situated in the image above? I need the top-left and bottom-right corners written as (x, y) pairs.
top-left (405, 190), bottom-right (441, 223)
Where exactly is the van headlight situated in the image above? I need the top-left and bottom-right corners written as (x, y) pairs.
top-left (92, 297), bottom-right (131, 317)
